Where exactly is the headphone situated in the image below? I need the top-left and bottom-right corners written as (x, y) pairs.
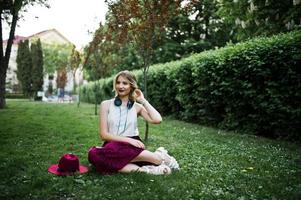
top-left (114, 96), bottom-right (134, 134)
top-left (114, 96), bottom-right (134, 109)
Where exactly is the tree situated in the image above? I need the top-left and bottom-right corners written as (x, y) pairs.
top-left (105, 0), bottom-right (181, 140)
top-left (151, 0), bottom-right (225, 64)
top-left (42, 43), bottom-right (72, 98)
top-left (83, 23), bottom-right (117, 81)
top-left (16, 39), bottom-right (32, 97)
top-left (0, 0), bottom-right (49, 108)
top-left (217, 0), bottom-right (301, 42)
top-left (56, 67), bottom-right (67, 95)
top-left (69, 45), bottom-right (81, 93)
top-left (31, 38), bottom-right (44, 99)
top-left (43, 43), bottom-right (73, 74)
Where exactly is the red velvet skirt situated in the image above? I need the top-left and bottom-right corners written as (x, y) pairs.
top-left (88, 136), bottom-right (145, 174)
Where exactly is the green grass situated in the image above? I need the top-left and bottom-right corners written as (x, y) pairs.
top-left (0, 100), bottom-right (300, 200)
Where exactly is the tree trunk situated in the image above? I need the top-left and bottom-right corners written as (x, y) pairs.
top-left (73, 70), bottom-right (77, 94)
top-left (141, 48), bottom-right (152, 141)
top-left (0, 8), bottom-right (19, 109)
top-left (77, 71), bottom-right (82, 108)
top-left (0, 64), bottom-right (7, 108)
top-left (94, 82), bottom-right (97, 115)
top-left (143, 67), bottom-right (149, 141)
top-left (77, 88), bottom-right (81, 108)
top-left (95, 102), bottom-right (98, 115)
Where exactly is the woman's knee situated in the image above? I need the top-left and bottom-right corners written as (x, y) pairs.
top-left (88, 146), bottom-right (97, 164)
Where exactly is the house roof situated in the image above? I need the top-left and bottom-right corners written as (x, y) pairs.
top-left (3, 35), bottom-right (28, 45)
top-left (27, 28), bottom-right (72, 44)
top-left (3, 28), bottom-right (72, 45)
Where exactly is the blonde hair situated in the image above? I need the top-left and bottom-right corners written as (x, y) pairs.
top-left (113, 70), bottom-right (138, 101)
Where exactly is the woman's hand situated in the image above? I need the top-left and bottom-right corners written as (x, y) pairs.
top-left (134, 89), bottom-right (145, 103)
top-left (126, 138), bottom-right (145, 149)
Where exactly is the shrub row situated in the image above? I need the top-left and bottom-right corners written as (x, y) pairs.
top-left (81, 31), bottom-right (301, 141)
top-left (5, 93), bottom-right (26, 99)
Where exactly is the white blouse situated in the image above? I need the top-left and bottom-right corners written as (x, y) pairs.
top-left (107, 99), bottom-right (139, 137)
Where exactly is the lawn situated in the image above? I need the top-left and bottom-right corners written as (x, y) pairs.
top-left (0, 100), bottom-right (300, 200)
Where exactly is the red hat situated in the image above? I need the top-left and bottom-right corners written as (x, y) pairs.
top-left (48, 153), bottom-right (88, 176)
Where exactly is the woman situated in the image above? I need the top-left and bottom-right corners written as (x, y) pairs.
top-left (88, 70), bottom-right (179, 175)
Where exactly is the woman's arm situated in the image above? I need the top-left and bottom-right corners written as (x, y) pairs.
top-left (134, 89), bottom-right (162, 124)
top-left (99, 100), bottom-right (145, 149)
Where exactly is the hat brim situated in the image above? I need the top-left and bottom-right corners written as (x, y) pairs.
top-left (48, 164), bottom-right (88, 176)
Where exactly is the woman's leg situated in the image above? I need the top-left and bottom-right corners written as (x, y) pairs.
top-left (118, 163), bottom-right (146, 173)
top-left (130, 150), bottom-right (162, 165)
top-left (118, 150), bottom-right (173, 175)
top-left (118, 163), bottom-right (171, 175)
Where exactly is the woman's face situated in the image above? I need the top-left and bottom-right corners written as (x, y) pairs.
top-left (115, 75), bottom-right (131, 97)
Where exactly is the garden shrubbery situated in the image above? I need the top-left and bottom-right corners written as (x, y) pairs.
top-left (5, 93), bottom-right (26, 99)
top-left (81, 31), bottom-right (301, 141)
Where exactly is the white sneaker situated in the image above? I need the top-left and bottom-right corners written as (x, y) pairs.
top-left (155, 147), bottom-right (180, 171)
top-left (141, 165), bottom-right (171, 175)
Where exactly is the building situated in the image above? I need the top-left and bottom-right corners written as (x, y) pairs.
top-left (3, 28), bottom-right (83, 95)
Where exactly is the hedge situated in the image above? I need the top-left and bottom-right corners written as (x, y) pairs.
top-left (80, 30), bottom-right (301, 141)
top-left (5, 93), bottom-right (26, 99)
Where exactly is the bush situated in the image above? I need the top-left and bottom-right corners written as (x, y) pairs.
top-left (80, 78), bottom-right (114, 104)
top-left (81, 30), bottom-right (301, 141)
top-left (5, 93), bottom-right (26, 99)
